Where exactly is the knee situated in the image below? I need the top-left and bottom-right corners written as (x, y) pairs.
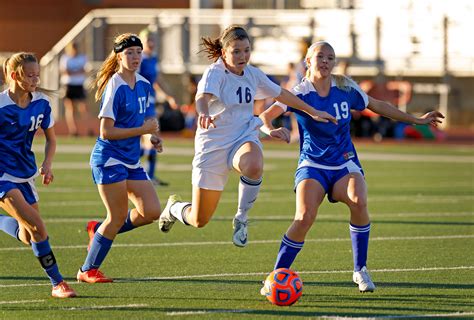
top-left (348, 196), bottom-right (368, 213)
top-left (293, 211), bottom-right (317, 231)
top-left (242, 164), bottom-right (263, 180)
top-left (21, 222), bottom-right (47, 242)
top-left (144, 207), bottom-right (161, 223)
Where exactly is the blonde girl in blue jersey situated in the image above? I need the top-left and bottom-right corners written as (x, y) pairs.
top-left (77, 33), bottom-right (163, 283)
top-left (159, 26), bottom-right (336, 247)
top-left (0, 52), bottom-right (76, 298)
top-left (259, 41), bottom-right (444, 293)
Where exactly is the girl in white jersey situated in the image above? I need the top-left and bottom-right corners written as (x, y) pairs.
top-left (76, 33), bottom-right (163, 284)
top-left (259, 41), bottom-right (444, 294)
top-left (0, 52), bottom-right (76, 298)
top-left (159, 26), bottom-right (336, 247)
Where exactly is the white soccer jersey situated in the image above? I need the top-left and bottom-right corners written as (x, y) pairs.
top-left (195, 58), bottom-right (281, 152)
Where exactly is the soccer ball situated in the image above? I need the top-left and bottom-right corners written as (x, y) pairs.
top-left (261, 268), bottom-right (303, 306)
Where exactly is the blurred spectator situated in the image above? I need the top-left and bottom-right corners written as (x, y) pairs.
top-left (180, 74), bottom-right (198, 137)
top-left (59, 42), bottom-right (91, 136)
top-left (355, 71), bottom-right (412, 141)
top-left (138, 28), bottom-right (179, 186)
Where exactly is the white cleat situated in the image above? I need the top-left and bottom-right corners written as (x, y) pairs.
top-left (260, 279), bottom-right (270, 296)
top-left (232, 218), bottom-right (248, 247)
top-left (158, 194), bottom-right (181, 233)
top-left (353, 266), bottom-right (376, 292)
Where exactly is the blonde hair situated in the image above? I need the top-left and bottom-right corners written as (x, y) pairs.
top-left (199, 25), bottom-right (250, 62)
top-left (304, 41), bottom-right (351, 92)
top-left (93, 33), bottom-right (139, 101)
top-left (2, 52), bottom-right (53, 95)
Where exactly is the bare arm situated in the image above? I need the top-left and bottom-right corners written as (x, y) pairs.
top-left (40, 127), bottom-right (57, 185)
top-left (195, 93), bottom-right (217, 129)
top-left (100, 117), bottom-right (159, 140)
top-left (259, 104), bottom-right (291, 143)
top-left (367, 96), bottom-right (444, 126)
top-left (275, 88), bottom-right (337, 125)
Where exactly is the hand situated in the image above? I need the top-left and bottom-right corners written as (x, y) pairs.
top-left (142, 118), bottom-right (159, 135)
top-left (150, 135), bottom-right (163, 153)
top-left (39, 165), bottom-right (54, 185)
top-left (269, 127), bottom-right (291, 143)
top-left (416, 111), bottom-right (445, 127)
top-left (198, 114), bottom-right (216, 129)
top-left (310, 110), bottom-right (338, 125)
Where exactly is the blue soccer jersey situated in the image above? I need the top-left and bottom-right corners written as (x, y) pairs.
top-left (0, 90), bottom-right (54, 181)
top-left (90, 73), bottom-right (155, 167)
top-left (277, 77), bottom-right (368, 167)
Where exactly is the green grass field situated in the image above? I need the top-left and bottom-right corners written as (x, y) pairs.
top-left (0, 137), bottom-right (473, 319)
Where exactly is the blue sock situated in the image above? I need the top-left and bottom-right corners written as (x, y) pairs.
top-left (350, 223), bottom-right (371, 271)
top-left (82, 232), bottom-right (113, 271)
top-left (31, 238), bottom-right (63, 286)
top-left (0, 214), bottom-right (20, 241)
top-left (274, 234), bottom-right (304, 270)
top-left (147, 149), bottom-right (157, 178)
top-left (92, 210), bottom-right (136, 234)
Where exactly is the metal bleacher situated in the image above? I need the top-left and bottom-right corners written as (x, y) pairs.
top-left (39, 6), bottom-right (473, 126)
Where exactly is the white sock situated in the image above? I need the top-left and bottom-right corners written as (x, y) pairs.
top-left (170, 201), bottom-right (192, 225)
top-left (234, 176), bottom-right (262, 222)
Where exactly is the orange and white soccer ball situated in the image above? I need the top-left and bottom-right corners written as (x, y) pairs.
top-left (261, 268), bottom-right (303, 306)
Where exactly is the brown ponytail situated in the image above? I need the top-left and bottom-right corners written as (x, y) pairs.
top-left (199, 25), bottom-right (250, 62)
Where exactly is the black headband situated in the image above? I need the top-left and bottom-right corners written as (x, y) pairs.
top-left (113, 36), bottom-right (143, 53)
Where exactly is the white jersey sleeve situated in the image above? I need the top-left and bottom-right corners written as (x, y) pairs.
top-left (253, 67), bottom-right (281, 100)
top-left (196, 65), bottom-right (224, 99)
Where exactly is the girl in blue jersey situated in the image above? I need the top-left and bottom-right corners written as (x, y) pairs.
top-left (158, 26), bottom-right (336, 248)
top-left (138, 28), bottom-right (177, 187)
top-left (259, 41), bottom-right (444, 293)
top-left (77, 33), bottom-right (163, 283)
top-left (0, 52), bottom-right (77, 298)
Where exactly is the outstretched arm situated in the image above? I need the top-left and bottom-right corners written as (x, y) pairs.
top-left (275, 88), bottom-right (338, 125)
top-left (367, 96), bottom-right (444, 126)
top-left (40, 127), bottom-right (57, 185)
top-left (259, 104), bottom-right (291, 143)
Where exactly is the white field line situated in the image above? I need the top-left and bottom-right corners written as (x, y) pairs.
top-left (1, 266), bottom-right (473, 288)
top-left (166, 311), bottom-right (474, 318)
top-left (0, 299), bottom-right (44, 304)
top-left (63, 304), bottom-right (148, 311)
top-left (36, 195), bottom-right (474, 207)
top-left (33, 145), bottom-right (474, 163)
top-left (40, 211), bottom-right (474, 223)
top-left (0, 234), bottom-right (472, 252)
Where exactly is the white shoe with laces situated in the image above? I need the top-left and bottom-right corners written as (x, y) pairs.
top-left (158, 194), bottom-right (181, 233)
top-left (353, 266), bottom-right (376, 292)
top-left (232, 218), bottom-right (248, 247)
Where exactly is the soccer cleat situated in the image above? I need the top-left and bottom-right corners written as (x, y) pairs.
top-left (51, 281), bottom-right (77, 298)
top-left (77, 268), bottom-right (113, 283)
top-left (232, 218), bottom-right (248, 247)
top-left (353, 266), bottom-right (375, 292)
top-left (260, 279), bottom-right (269, 296)
top-left (158, 194), bottom-right (181, 233)
top-left (86, 220), bottom-right (100, 252)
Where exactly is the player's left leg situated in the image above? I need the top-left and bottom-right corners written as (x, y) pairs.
top-left (1, 189), bottom-right (76, 297)
top-left (332, 172), bottom-right (375, 292)
top-left (78, 181), bottom-right (129, 283)
top-left (231, 142), bottom-right (263, 247)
